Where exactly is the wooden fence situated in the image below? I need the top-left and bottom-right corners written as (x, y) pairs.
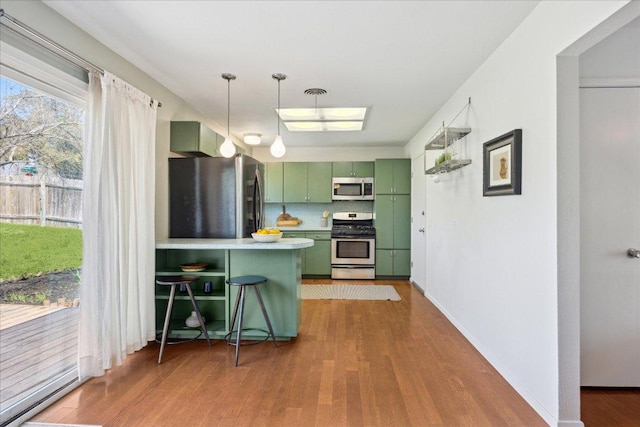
top-left (0, 176), bottom-right (82, 228)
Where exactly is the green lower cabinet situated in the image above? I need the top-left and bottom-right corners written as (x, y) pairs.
top-left (282, 231), bottom-right (331, 276)
top-left (393, 249), bottom-right (411, 276)
top-left (376, 249), bottom-right (410, 277)
top-left (155, 247), bottom-right (302, 340)
top-left (283, 232), bottom-right (306, 274)
top-left (229, 249), bottom-right (302, 339)
top-left (304, 232), bottom-right (331, 276)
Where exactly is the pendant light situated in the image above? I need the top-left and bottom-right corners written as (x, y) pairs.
top-left (270, 73), bottom-right (287, 158)
top-left (220, 73), bottom-right (236, 158)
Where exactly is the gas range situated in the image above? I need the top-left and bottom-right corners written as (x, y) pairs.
top-left (331, 212), bottom-right (375, 238)
top-left (331, 212), bottom-right (376, 280)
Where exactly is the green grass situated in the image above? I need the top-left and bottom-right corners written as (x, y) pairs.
top-left (0, 222), bottom-right (82, 279)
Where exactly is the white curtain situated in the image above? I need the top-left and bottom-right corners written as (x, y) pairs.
top-left (78, 71), bottom-right (157, 380)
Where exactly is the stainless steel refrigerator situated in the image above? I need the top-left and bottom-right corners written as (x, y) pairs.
top-left (169, 155), bottom-right (264, 238)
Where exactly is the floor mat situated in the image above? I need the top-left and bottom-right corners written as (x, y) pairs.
top-left (301, 284), bottom-right (401, 301)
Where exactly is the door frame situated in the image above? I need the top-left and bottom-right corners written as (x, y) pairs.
top-left (557, 2), bottom-right (639, 424)
top-left (410, 154), bottom-right (426, 293)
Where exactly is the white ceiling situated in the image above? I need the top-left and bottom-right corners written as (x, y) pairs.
top-left (43, 0), bottom-right (539, 149)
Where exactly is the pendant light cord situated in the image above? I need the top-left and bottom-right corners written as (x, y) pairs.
top-left (277, 78), bottom-right (281, 135)
top-left (227, 77), bottom-right (231, 137)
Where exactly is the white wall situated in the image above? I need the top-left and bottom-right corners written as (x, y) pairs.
top-left (404, 1), bottom-right (631, 426)
top-left (251, 145), bottom-right (404, 163)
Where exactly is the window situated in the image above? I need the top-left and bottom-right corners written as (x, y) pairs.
top-left (0, 41), bottom-right (86, 426)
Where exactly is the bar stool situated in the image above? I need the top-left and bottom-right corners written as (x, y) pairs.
top-left (156, 275), bottom-right (211, 364)
top-left (225, 275), bottom-right (278, 366)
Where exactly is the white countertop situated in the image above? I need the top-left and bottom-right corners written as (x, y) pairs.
top-left (276, 226), bottom-right (331, 232)
top-left (156, 237), bottom-right (314, 250)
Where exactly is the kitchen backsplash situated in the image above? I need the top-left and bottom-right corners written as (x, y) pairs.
top-left (264, 201), bottom-right (374, 228)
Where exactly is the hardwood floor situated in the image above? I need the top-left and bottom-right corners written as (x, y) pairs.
top-left (581, 387), bottom-right (640, 427)
top-left (29, 280), bottom-right (548, 426)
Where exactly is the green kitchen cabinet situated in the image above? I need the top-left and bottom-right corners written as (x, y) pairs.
top-left (283, 231), bottom-right (306, 274)
top-left (282, 231), bottom-right (331, 276)
top-left (375, 159), bottom-right (411, 195)
top-left (375, 249), bottom-right (411, 277)
top-left (375, 190), bottom-right (410, 277)
top-left (170, 121), bottom-right (222, 157)
top-left (264, 162), bottom-right (283, 203)
top-left (155, 244), bottom-right (304, 341)
top-left (332, 161), bottom-right (374, 177)
top-left (304, 231), bottom-right (331, 276)
top-left (229, 250), bottom-right (302, 339)
top-left (283, 162), bottom-right (332, 203)
top-left (375, 194), bottom-right (410, 249)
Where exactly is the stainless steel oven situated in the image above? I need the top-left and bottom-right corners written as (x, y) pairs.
top-left (331, 212), bottom-right (375, 280)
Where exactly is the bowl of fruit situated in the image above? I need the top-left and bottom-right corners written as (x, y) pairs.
top-left (251, 228), bottom-right (283, 242)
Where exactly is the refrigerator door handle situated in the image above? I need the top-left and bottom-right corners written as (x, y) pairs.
top-left (253, 168), bottom-right (264, 232)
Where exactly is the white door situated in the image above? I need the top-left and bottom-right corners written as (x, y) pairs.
top-left (411, 154), bottom-right (426, 292)
top-left (580, 87), bottom-right (640, 386)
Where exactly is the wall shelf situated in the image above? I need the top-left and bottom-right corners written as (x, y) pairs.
top-left (425, 159), bottom-right (472, 175)
top-left (424, 127), bottom-right (471, 150)
top-left (424, 99), bottom-right (473, 175)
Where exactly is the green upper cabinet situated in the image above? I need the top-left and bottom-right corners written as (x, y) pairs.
top-left (331, 161), bottom-right (374, 177)
top-left (306, 162), bottom-right (332, 202)
top-left (375, 159), bottom-right (411, 194)
top-left (283, 162), bottom-right (332, 203)
top-left (283, 162), bottom-right (308, 202)
top-left (170, 121), bottom-right (222, 157)
top-left (264, 162), bottom-right (283, 203)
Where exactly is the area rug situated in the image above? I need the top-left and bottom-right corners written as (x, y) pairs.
top-left (301, 284), bottom-right (401, 301)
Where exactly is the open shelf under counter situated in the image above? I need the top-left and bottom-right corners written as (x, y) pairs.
top-left (154, 289), bottom-right (226, 301)
top-left (156, 319), bottom-right (228, 338)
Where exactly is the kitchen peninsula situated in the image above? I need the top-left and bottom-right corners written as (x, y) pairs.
top-left (155, 237), bottom-right (313, 340)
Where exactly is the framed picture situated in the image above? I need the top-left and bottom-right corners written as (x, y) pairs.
top-left (483, 129), bottom-right (522, 196)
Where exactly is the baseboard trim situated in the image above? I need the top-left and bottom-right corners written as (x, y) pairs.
top-left (423, 290), bottom-right (558, 426)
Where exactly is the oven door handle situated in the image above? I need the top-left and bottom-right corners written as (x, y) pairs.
top-left (331, 265), bottom-right (375, 269)
top-left (330, 235), bottom-right (376, 239)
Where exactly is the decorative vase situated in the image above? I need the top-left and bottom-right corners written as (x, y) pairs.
top-left (185, 311), bottom-right (204, 328)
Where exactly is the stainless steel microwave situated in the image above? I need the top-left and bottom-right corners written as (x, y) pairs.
top-left (332, 177), bottom-right (374, 200)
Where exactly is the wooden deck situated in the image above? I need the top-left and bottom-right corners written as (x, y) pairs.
top-left (0, 304), bottom-right (79, 411)
top-left (0, 304), bottom-right (67, 330)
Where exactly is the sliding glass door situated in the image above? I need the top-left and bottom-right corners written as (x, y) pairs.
top-left (0, 73), bottom-right (85, 425)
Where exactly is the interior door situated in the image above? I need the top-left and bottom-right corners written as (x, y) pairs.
top-left (580, 87), bottom-right (640, 386)
top-left (410, 154), bottom-right (426, 292)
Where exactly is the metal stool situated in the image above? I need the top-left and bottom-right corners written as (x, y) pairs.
top-left (225, 275), bottom-right (278, 366)
top-left (156, 275), bottom-right (211, 364)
